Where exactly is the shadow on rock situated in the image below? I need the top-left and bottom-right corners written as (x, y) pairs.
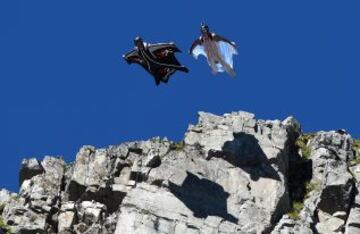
top-left (67, 181), bottom-right (126, 213)
top-left (169, 171), bottom-right (238, 224)
top-left (208, 132), bottom-right (281, 181)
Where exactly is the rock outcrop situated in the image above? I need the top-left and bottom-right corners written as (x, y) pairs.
top-left (0, 110), bottom-right (359, 234)
top-left (273, 130), bottom-right (358, 234)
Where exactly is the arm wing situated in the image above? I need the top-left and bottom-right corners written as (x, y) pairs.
top-left (213, 34), bottom-right (237, 51)
top-left (217, 40), bottom-right (238, 69)
top-left (189, 38), bottom-right (206, 59)
top-left (148, 43), bottom-right (187, 69)
top-left (123, 49), bottom-right (142, 64)
top-left (148, 43), bottom-right (181, 58)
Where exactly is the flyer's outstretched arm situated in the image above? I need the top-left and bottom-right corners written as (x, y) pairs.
top-left (189, 38), bottom-right (206, 59)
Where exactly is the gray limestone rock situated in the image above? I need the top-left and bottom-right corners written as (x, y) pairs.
top-left (2, 156), bottom-right (66, 233)
top-left (0, 189), bottom-right (17, 211)
top-left (345, 184), bottom-right (360, 234)
top-left (19, 158), bottom-right (44, 186)
top-left (1, 110), bottom-right (359, 234)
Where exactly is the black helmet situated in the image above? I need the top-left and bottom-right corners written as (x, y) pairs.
top-left (134, 36), bottom-right (143, 45)
top-left (200, 23), bottom-right (209, 33)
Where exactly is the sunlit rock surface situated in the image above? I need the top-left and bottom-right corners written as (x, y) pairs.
top-left (0, 111), bottom-right (359, 234)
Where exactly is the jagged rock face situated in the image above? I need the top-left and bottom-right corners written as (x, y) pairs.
top-left (179, 112), bottom-right (300, 233)
top-left (309, 131), bottom-right (355, 234)
top-left (345, 188), bottom-right (360, 234)
top-left (1, 157), bottom-right (66, 233)
top-left (0, 111), bottom-right (359, 234)
top-left (272, 130), bottom-right (358, 234)
top-left (0, 189), bottom-right (17, 206)
top-left (19, 158), bottom-right (45, 186)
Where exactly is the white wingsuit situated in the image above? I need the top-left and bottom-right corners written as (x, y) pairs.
top-left (190, 24), bottom-right (238, 77)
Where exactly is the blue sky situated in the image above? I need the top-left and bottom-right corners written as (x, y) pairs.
top-left (1, 1), bottom-right (359, 191)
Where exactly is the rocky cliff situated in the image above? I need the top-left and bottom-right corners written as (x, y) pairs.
top-left (0, 111), bottom-right (360, 234)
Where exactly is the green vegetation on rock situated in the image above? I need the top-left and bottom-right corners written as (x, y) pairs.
top-left (305, 181), bottom-right (319, 195)
top-left (295, 134), bottom-right (315, 159)
top-left (287, 201), bottom-right (304, 220)
top-left (353, 139), bottom-right (360, 151)
top-left (304, 181), bottom-right (319, 200)
top-left (352, 139), bottom-right (360, 164)
top-left (288, 133), bottom-right (319, 220)
top-left (0, 216), bottom-right (10, 234)
top-left (352, 157), bottom-right (360, 165)
top-left (288, 181), bottom-right (318, 220)
top-left (171, 141), bottom-right (185, 151)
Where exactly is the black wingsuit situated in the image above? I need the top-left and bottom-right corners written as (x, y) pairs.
top-left (123, 37), bottom-right (189, 85)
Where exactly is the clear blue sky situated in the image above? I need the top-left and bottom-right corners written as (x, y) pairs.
top-left (1, 1), bottom-right (359, 191)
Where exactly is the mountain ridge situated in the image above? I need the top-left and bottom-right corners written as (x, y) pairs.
top-left (1, 110), bottom-right (359, 234)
